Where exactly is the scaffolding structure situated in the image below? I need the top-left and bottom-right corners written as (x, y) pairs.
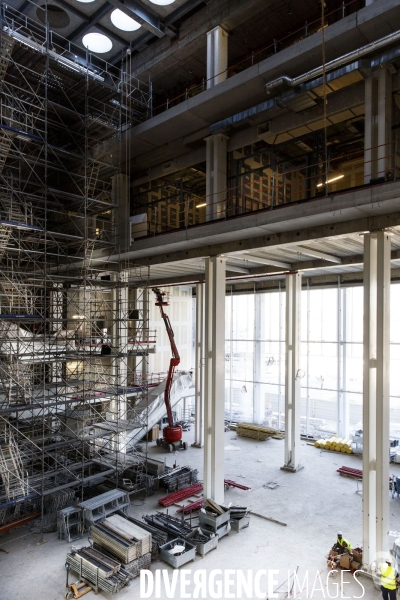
top-left (0, 3), bottom-right (155, 533)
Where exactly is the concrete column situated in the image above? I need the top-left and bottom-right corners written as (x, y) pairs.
top-left (205, 134), bottom-right (227, 221)
top-left (377, 67), bottom-right (392, 180)
top-left (112, 173), bottom-right (130, 252)
top-left (192, 283), bottom-right (205, 448)
top-left (363, 231), bottom-right (391, 568)
top-left (203, 256), bottom-right (226, 503)
top-left (281, 273), bottom-right (303, 472)
top-left (364, 68), bottom-right (392, 183)
top-left (206, 26), bottom-right (228, 89)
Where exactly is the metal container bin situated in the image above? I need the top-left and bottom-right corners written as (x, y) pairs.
top-left (159, 538), bottom-right (196, 568)
top-left (193, 529), bottom-right (218, 557)
top-left (199, 509), bottom-right (230, 530)
top-left (230, 515), bottom-right (250, 533)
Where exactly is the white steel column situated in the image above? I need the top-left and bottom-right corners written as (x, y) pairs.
top-left (192, 283), bottom-right (205, 448)
top-left (205, 134), bottom-right (227, 222)
top-left (363, 231), bottom-right (391, 568)
top-left (337, 282), bottom-right (349, 439)
top-left (206, 26), bottom-right (228, 89)
top-left (203, 256), bottom-right (226, 503)
top-left (281, 272), bottom-right (303, 472)
top-left (253, 292), bottom-right (263, 424)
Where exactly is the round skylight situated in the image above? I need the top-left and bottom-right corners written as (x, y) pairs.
top-left (110, 9), bottom-right (141, 32)
top-left (149, 0), bottom-right (176, 5)
top-left (82, 33), bottom-right (112, 54)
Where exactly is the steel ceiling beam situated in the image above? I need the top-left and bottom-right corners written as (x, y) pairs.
top-left (286, 245), bottom-right (342, 264)
top-left (52, 0), bottom-right (129, 47)
top-left (68, 2), bottom-right (113, 43)
top-left (146, 249), bottom-right (400, 286)
top-left (121, 211), bottom-right (400, 268)
top-left (238, 253), bottom-right (292, 270)
top-left (108, 0), bottom-right (167, 38)
top-left (164, 0), bottom-right (205, 26)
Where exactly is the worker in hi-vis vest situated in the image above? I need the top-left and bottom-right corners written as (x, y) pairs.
top-left (336, 532), bottom-right (352, 553)
top-left (380, 556), bottom-right (399, 600)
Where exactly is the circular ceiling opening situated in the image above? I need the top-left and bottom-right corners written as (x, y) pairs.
top-left (82, 33), bottom-right (113, 54)
top-left (149, 0), bottom-right (176, 5)
top-left (36, 5), bottom-right (70, 28)
top-left (110, 9), bottom-right (141, 32)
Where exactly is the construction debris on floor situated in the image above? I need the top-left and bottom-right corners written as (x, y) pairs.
top-left (315, 437), bottom-right (353, 453)
top-left (327, 545), bottom-right (363, 572)
top-left (61, 470), bottom-right (253, 594)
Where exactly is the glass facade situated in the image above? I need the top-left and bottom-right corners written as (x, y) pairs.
top-left (225, 283), bottom-right (400, 439)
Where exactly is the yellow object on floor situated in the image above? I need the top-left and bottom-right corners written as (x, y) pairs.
top-left (314, 437), bottom-right (353, 454)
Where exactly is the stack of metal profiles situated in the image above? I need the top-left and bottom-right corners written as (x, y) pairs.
top-left (93, 543), bottom-right (152, 577)
top-left (116, 512), bottom-right (167, 558)
top-left (159, 466), bottom-right (198, 492)
top-left (91, 515), bottom-right (151, 563)
top-left (65, 546), bottom-right (130, 594)
top-left (79, 489), bottom-right (130, 527)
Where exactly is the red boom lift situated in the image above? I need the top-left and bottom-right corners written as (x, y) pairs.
top-left (152, 288), bottom-right (188, 452)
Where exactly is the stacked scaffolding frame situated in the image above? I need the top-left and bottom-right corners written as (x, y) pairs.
top-left (0, 3), bottom-right (154, 533)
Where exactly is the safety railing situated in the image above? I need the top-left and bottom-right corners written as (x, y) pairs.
top-left (152, 0), bottom-right (361, 116)
top-left (132, 139), bottom-right (400, 238)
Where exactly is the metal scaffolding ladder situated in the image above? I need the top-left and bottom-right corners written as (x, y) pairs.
top-left (0, 429), bottom-right (26, 500)
top-left (86, 161), bottom-right (101, 199)
top-left (0, 34), bottom-right (14, 175)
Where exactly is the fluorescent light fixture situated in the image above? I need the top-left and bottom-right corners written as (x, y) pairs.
top-left (196, 203), bottom-right (206, 208)
top-left (149, 0), bottom-right (176, 4)
top-left (111, 9), bottom-right (141, 31)
top-left (72, 315), bottom-right (86, 319)
top-left (82, 33), bottom-right (112, 54)
top-left (317, 174), bottom-right (344, 187)
top-left (76, 0), bottom-right (95, 3)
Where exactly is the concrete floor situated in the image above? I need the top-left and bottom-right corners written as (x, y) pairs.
top-left (1, 429), bottom-right (400, 599)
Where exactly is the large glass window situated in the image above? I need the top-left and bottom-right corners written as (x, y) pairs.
top-left (224, 282), bottom-right (400, 438)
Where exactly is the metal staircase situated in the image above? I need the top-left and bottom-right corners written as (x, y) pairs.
top-left (0, 428), bottom-right (27, 500)
top-left (0, 348), bottom-right (33, 404)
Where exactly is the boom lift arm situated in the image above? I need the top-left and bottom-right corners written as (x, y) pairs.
top-left (152, 288), bottom-right (187, 451)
